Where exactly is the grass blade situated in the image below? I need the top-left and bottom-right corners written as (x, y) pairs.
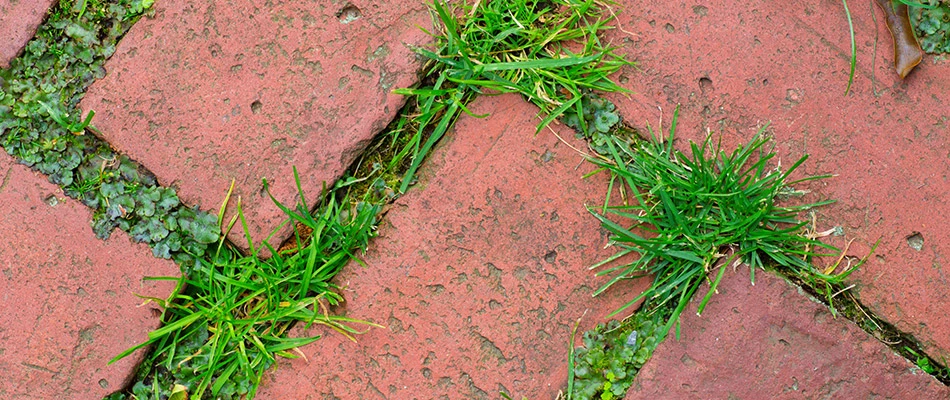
top-left (843, 0), bottom-right (857, 95)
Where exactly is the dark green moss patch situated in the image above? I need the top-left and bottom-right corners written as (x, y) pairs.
top-left (0, 0), bottom-right (217, 271)
top-left (911, 1), bottom-right (950, 54)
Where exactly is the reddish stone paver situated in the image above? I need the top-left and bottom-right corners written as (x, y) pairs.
top-left (80, 0), bottom-right (431, 248)
top-left (257, 94), bottom-right (649, 399)
top-left (0, 0), bottom-right (55, 68)
top-left (2, 0), bottom-right (947, 397)
top-left (627, 268), bottom-right (950, 399)
top-left (605, 0), bottom-right (950, 362)
top-left (0, 153), bottom-right (177, 398)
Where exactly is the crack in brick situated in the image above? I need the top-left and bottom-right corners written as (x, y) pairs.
top-left (460, 372), bottom-right (490, 399)
top-left (20, 362), bottom-right (59, 375)
top-left (470, 329), bottom-right (507, 366)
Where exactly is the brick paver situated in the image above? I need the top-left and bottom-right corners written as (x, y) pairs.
top-left (81, 0), bottom-right (432, 248)
top-left (628, 268), bottom-right (950, 399)
top-left (0, 153), bottom-right (178, 398)
top-left (4, 0), bottom-right (950, 397)
top-left (0, 0), bottom-right (55, 68)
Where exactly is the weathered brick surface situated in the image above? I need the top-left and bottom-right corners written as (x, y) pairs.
top-left (0, 0), bottom-right (55, 68)
top-left (628, 268), bottom-right (950, 399)
top-left (81, 0), bottom-right (431, 248)
top-left (607, 0), bottom-right (950, 362)
top-left (0, 153), bottom-right (177, 398)
top-left (258, 94), bottom-right (649, 399)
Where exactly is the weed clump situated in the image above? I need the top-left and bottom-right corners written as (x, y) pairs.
top-left (108, 172), bottom-right (380, 399)
top-left (912, 0), bottom-right (950, 53)
top-left (394, 0), bottom-right (633, 192)
top-left (563, 93), bottom-right (624, 154)
top-left (561, 109), bottom-right (860, 400)
top-left (569, 308), bottom-right (669, 400)
top-left (587, 109), bottom-right (847, 338)
top-left (0, 0), bottom-right (220, 269)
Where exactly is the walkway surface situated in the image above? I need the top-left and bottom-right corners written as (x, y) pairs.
top-left (2, 0), bottom-right (949, 399)
top-left (605, 0), bottom-right (950, 365)
top-left (0, 154), bottom-right (178, 398)
top-left (80, 0), bottom-right (432, 248)
top-left (0, 0), bottom-right (54, 68)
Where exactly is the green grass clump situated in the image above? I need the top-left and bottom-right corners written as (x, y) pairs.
top-left (587, 109), bottom-right (844, 338)
top-left (107, 171), bottom-right (380, 399)
top-left (563, 108), bottom-right (865, 399)
top-left (394, 0), bottom-right (633, 192)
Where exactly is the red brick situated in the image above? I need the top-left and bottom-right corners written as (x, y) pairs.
top-left (0, 0), bottom-right (55, 68)
top-left (258, 94), bottom-right (649, 399)
top-left (628, 268), bottom-right (950, 399)
top-left (0, 153), bottom-right (178, 398)
top-left (81, 0), bottom-right (431, 249)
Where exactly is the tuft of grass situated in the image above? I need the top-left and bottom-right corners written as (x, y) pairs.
top-left (906, 347), bottom-right (950, 380)
top-left (108, 171), bottom-right (381, 399)
top-left (395, 0), bottom-right (634, 192)
top-left (586, 108), bottom-right (842, 338)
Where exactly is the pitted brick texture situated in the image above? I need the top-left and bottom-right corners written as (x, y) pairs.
top-left (0, 153), bottom-right (177, 398)
top-left (606, 0), bottom-right (950, 362)
top-left (259, 95), bottom-right (649, 399)
top-left (0, 0), bottom-right (55, 68)
top-left (628, 268), bottom-right (950, 399)
top-left (81, 0), bottom-right (431, 248)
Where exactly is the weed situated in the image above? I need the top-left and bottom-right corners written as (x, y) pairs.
top-left (911, 0), bottom-right (950, 53)
top-left (107, 171), bottom-right (381, 399)
top-left (107, 93), bottom-right (427, 399)
top-left (335, 101), bottom-right (418, 208)
top-left (560, 110), bottom-right (855, 399)
top-left (395, 0), bottom-right (633, 192)
top-left (906, 347), bottom-right (950, 380)
top-left (563, 93), bottom-right (624, 154)
top-left (38, 100), bottom-right (97, 134)
top-left (842, 0), bottom-right (856, 94)
top-left (568, 306), bottom-right (670, 400)
top-left (0, 0), bottom-right (220, 269)
top-left (586, 108), bottom-right (840, 338)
